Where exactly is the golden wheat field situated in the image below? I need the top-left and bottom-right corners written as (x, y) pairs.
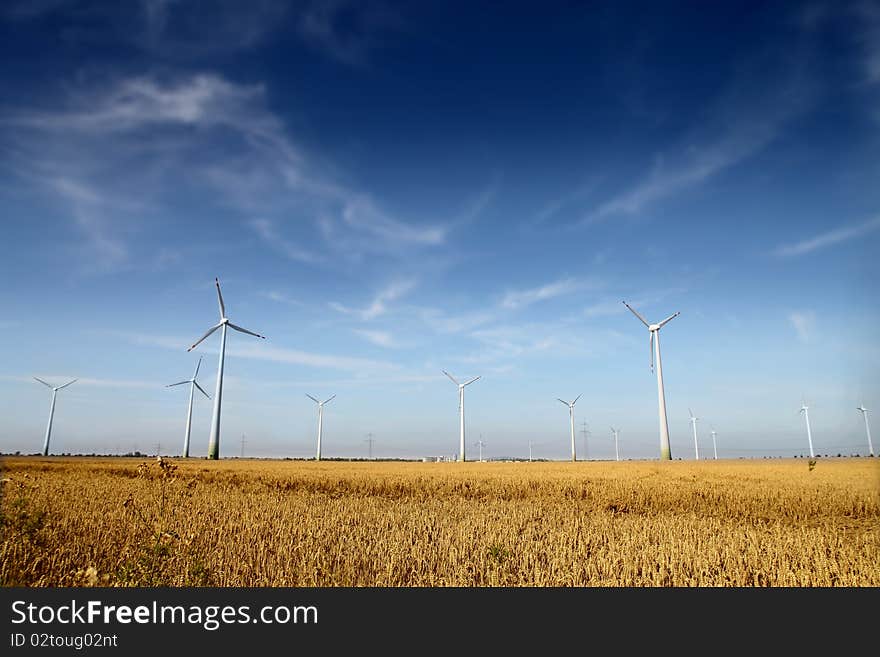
top-left (1, 455), bottom-right (878, 587)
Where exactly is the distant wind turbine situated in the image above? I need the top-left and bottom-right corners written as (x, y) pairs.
top-left (710, 427), bottom-right (718, 460)
top-left (307, 393), bottom-right (335, 461)
top-left (800, 399), bottom-right (815, 458)
top-left (557, 395), bottom-right (581, 462)
top-left (443, 370), bottom-right (480, 462)
top-left (188, 278), bottom-right (266, 460)
top-left (623, 301), bottom-right (680, 460)
top-left (856, 404), bottom-right (873, 457)
top-left (166, 356), bottom-right (211, 458)
top-left (474, 438), bottom-right (485, 462)
top-left (688, 408), bottom-right (700, 460)
top-left (610, 426), bottom-right (620, 462)
top-left (33, 377), bottom-right (77, 456)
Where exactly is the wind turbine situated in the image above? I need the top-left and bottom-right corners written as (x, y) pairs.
top-left (710, 427), bottom-right (718, 460)
top-left (610, 426), bottom-right (620, 462)
top-left (623, 301), bottom-right (680, 460)
top-left (166, 356), bottom-right (211, 458)
top-left (557, 395), bottom-right (581, 462)
top-left (474, 438), bottom-right (485, 462)
top-left (33, 377), bottom-right (77, 456)
top-left (800, 399), bottom-right (815, 458)
top-left (688, 408), bottom-right (700, 460)
top-left (856, 404), bottom-right (873, 457)
top-left (188, 277), bottom-right (266, 460)
top-left (306, 393), bottom-right (335, 461)
top-left (443, 370), bottom-right (480, 462)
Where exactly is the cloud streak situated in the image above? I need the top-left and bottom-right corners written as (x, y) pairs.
top-left (1, 72), bottom-right (452, 270)
top-left (772, 215), bottom-right (880, 257)
top-left (500, 278), bottom-right (600, 310)
top-left (788, 311), bottom-right (814, 344)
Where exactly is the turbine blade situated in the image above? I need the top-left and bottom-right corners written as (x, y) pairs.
top-left (658, 311), bottom-right (680, 328)
top-left (689, 408), bottom-right (694, 418)
top-left (57, 378), bottom-right (77, 390)
top-left (463, 376), bottom-right (481, 387)
top-left (188, 322), bottom-right (222, 352)
top-left (573, 394), bottom-right (581, 405)
top-left (442, 370), bottom-right (459, 385)
top-left (215, 277), bottom-right (226, 318)
top-left (306, 394), bottom-right (320, 404)
top-left (166, 381), bottom-right (189, 387)
top-left (323, 394), bottom-right (336, 405)
top-left (194, 381), bottom-right (211, 399)
top-left (228, 323), bottom-right (266, 340)
top-left (650, 332), bottom-right (655, 372)
top-left (557, 398), bottom-right (569, 406)
top-left (193, 355), bottom-right (202, 380)
top-left (33, 377), bottom-right (54, 388)
top-left (622, 301), bottom-right (650, 327)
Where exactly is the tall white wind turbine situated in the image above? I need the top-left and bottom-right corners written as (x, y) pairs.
top-left (857, 404), bottom-right (873, 457)
top-left (710, 427), bottom-right (718, 460)
top-left (307, 394), bottom-right (335, 461)
top-left (443, 370), bottom-right (480, 462)
top-left (623, 301), bottom-right (680, 460)
top-left (557, 395), bottom-right (582, 462)
top-left (610, 426), bottom-right (620, 462)
top-left (688, 408), bottom-right (700, 460)
top-left (188, 278), bottom-right (266, 460)
top-left (33, 377), bottom-right (77, 456)
top-left (166, 356), bottom-right (211, 458)
top-left (800, 399), bottom-right (815, 458)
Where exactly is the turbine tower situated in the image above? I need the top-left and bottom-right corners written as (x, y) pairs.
top-left (857, 404), bottom-right (873, 457)
top-left (307, 393), bottom-right (335, 461)
top-left (710, 427), bottom-right (718, 460)
top-left (33, 377), bottom-right (77, 456)
top-left (557, 395), bottom-right (581, 462)
top-left (166, 356), bottom-right (211, 458)
top-left (610, 426), bottom-right (620, 461)
top-left (443, 370), bottom-right (480, 462)
top-left (688, 408), bottom-right (700, 460)
top-left (800, 399), bottom-right (815, 458)
top-left (623, 301), bottom-right (680, 460)
top-left (188, 278), bottom-right (266, 460)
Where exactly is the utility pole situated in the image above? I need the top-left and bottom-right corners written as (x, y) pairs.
top-left (581, 420), bottom-right (590, 460)
top-left (528, 440), bottom-right (532, 462)
top-left (240, 433), bottom-right (246, 458)
top-left (365, 433), bottom-right (375, 459)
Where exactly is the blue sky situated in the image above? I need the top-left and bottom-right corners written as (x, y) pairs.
top-left (1, 1), bottom-right (878, 460)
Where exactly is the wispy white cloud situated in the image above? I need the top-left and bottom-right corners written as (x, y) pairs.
top-left (417, 307), bottom-right (496, 334)
top-left (854, 1), bottom-right (880, 85)
top-left (582, 46), bottom-right (814, 223)
top-left (229, 342), bottom-right (396, 372)
top-left (249, 218), bottom-right (323, 264)
top-left (2, 72), bottom-right (453, 271)
top-left (353, 329), bottom-right (397, 348)
top-left (294, 0), bottom-right (404, 67)
top-left (331, 279), bottom-right (417, 320)
top-left (772, 215), bottom-right (880, 257)
top-left (500, 277), bottom-right (600, 310)
top-left (789, 311), bottom-right (815, 343)
top-left (259, 290), bottom-right (305, 306)
top-left (103, 329), bottom-right (397, 373)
